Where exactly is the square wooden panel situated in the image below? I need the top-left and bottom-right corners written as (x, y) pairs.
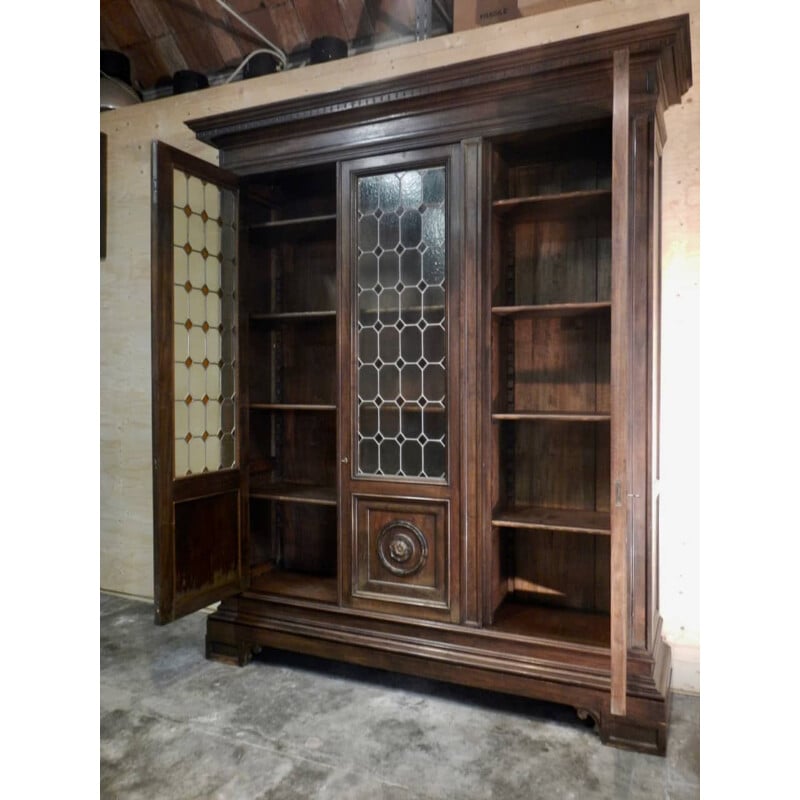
top-left (351, 496), bottom-right (450, 614)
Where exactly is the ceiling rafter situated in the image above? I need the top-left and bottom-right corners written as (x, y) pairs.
top-left (101, 0), bottom-right (454, 93)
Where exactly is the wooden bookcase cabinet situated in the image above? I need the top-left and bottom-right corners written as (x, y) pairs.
top-left (151, 17), bottom-right (692, 754)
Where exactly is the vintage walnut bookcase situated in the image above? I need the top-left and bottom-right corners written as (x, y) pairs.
top-left (150, 16), bottom-right (692, 754)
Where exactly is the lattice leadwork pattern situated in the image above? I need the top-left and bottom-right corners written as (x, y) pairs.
top-left (356, 167), bottom-right (447, 480)
top-left (172, 170), bottom-right (237, 476)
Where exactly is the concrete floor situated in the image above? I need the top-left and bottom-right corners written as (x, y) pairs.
top-left (101, 592), bottom-right (699, 799)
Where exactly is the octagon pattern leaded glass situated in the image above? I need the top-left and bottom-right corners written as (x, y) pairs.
top-left (172, 169), bottom-right (237, 476)
top-left (356, 167), bottom-right (447, 480)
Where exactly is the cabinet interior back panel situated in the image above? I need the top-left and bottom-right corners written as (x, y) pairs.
top-left (249, 500), bottom-right (337, 576)
top-left (509, 217), bottom-right (611, 305)
top-left (249, 410), bottom-right (337, 485)
top-left (248, 322), bottom-right (337, 406)
top-left (266, 239), bottom-right (337, 314)
top-left (512, 421), bottom-right (610, 512)
top-left (511, 531), bottom-right (610, 613)
top-left (511, 315), bottom-right (610, 412)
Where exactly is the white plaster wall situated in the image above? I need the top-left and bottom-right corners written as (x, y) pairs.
top-left (100, 0), bottom-right (700, 691)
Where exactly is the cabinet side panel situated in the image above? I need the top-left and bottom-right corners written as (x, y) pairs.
top-left (648, 123), bottom-right (665, 650)
top-left (630, 113), bottom-right (655, 650)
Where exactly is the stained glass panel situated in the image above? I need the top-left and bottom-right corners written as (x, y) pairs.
top-left (171, 169), bottom-right (237, 476)
top-left (356, 166), bottom-right (447, 480)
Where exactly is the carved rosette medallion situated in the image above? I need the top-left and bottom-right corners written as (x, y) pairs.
top-left (376, 520), bottom-right (428, 576)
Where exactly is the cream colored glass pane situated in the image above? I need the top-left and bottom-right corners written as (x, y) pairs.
top-left (174, 401), bottom-right (189, 435)
top-left (221, 365), bottom-right (235, 399)
top-left (173, 207), bottom-right (188, 247)
top-left (174, 324), bottom-right (189, 362)
top-left (206, 328), bottom-right (221, 363)
top-left (188, 251), bottom-right (205, 288)
top-left (173, 247), bottom-right (189, 284)
top-left (220, 434), bottom-right (235, 468)
top-left (188, 328), bottom-right (206, 363)
top-left (173, 170), bottom-right (187, 207)
top-left (205, 219), bottom-right (221, 256)
top-left (206, 400), bottom-right (221, 434)
top-left (187, 176), bottom-right (204, 211)
top-left (172, 174), bottom-right (236, 477)
top-left (206, 364), bottom-right (221, 399)
top-left (188, 214), bottom-right (204, 251)
top-left (188, 400), bottom-right (205, 436)
top-left (173, 285), bottom-right (190, 322)
top-left (206, 294), bottom-right (221, 329)
top-left (221, 226), bottom-right (236, 262)
top-left (221, 260), bottom-right (235, 295)
top-left (221, 189), bottom-right (235, 225)
top-left (188, 289), bottom-right (205, 325)
top-left (175, 439), bottom-right (189, 476)
top-left (206, 256), bottom-right (221, 292)
top-left (188, 437), bottom-right (205, 474)
top-left (205, 436), bottom-right (221, 470)
top-left (221, 400), bottom-right (235, 432)
top-left (189, 362), bottom-right (206, 397)
top-left (174, 364), bottom-right (189, 401)
top-left (205, 184), bottom-right (221, 219)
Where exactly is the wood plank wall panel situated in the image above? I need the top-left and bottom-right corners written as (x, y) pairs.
top-left (99, 0), bottom-right (699, 693)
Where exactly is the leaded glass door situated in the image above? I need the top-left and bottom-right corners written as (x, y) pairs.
top-left (339, 147), bottom-right (463, 621)
top-left (151, 141), bottom-right (246, 624)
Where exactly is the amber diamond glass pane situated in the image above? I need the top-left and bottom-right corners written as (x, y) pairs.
top-left (356, 166), bottom-right (447, 480)
top-left (172, 168), bottom-right (237, 476)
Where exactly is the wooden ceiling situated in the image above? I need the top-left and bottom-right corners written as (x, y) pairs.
top-left (100, 0), bottom-right (455, 93)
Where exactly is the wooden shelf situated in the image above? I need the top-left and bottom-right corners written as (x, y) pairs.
top-left (489, 599), bottom-right (610, 648)
top-left (249, 403), bottom-right (337, 412)
top-left (492, 188), bottom-right (610, 220)
top-left (250, 310), bottom-right (336, 322)
top-left (360, 401), bottom-right (445, 414)
top-left (357, 305), bottom-right (445, 317)
top-left (250, 480), bottom-right (337, 507)
top-left (249, 566), bottom-right (338, 604)
top-left (247, 213), bottom-right (336, 230)
top-left (491, 301), bottom-right (611, 318)
top-left (492, 410), bottom-right (610, 422)
top-left (493, 505), bottom-right (610, 535)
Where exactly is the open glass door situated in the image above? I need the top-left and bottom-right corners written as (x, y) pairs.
top-left (151, 141), bottom-right (246, 623)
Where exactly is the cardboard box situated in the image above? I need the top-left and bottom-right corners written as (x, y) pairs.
top-left (453, 1), bottom-right (598, 32)
top-left (453, 1), bottom-right (521, 32)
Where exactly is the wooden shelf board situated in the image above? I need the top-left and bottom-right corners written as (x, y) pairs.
top-left (249, 567), bottom-right (338, 604)
top-left (250, 310), bottom-right (336, 322)
top-left (492, 410), bottom-right (610, 422)
top-left (491, 302), bottom-right (611, 318)
top-left (359, 401), bottom-right (445, 414)
top-left (493, 505), bottom-right (610, 535)
top-left (249, 403), bottom-right (337, 412)
top-left (247, 213), bottom-right (336, 230)
top-left (357, 305), bottom-right (445, 317)
top-left (492, 188), bottom-right (611, 218)
top-left (490, 600), bottom-right (610, 648)
top-left (249, 481), bottom-right (337, 507)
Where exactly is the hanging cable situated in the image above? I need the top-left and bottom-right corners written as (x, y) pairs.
top-left (224, 48), bottom-right (281, 84)
top-left (214, 0), bottom-right (288, 73)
